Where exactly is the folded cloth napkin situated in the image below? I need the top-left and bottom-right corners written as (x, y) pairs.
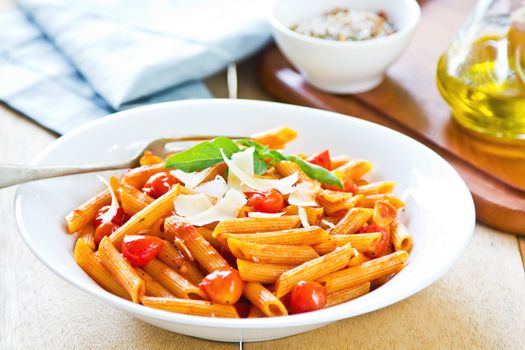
top-left (0, 0), bottom-right (272, 135)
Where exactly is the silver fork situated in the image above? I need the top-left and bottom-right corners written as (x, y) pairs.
top-left (0, 135), bottom-right (243, 189)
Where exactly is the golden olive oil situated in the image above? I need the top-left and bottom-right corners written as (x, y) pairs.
top-left (437, 30), bottom-right (525, 139)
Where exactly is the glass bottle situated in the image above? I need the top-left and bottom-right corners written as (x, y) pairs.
top-left (437, 0), bottom-right (525, 139)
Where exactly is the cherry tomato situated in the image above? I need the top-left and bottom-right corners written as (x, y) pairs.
top-left (307, 150), bottom-right (332, 170)
top-left (245, 189), bottom-right (284, 213)
top-left (359, 225), bottom-right (390, 258)
top-left (94, 221), bottom-right (120, 246)
top-left (199, 268), bottom-right (244, 305)
top-left (94, 206), bottom-right (130, 227)
top-left (290, 281), bottom-right (327, 314)
top-left (121, 235), bottom-right (164, 267)
top-left (142, 172), bottom-right (179, 199)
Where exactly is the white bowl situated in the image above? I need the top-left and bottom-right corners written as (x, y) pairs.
top-left (15, 99), bottom-right (474, 342)
top-left (269, 0), bottom-right (421, 93)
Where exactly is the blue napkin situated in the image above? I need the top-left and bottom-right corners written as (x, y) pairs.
top-left (0, 0), bottom-right (272, 134)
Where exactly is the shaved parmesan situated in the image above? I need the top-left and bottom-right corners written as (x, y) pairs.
top-left (248, 212), bottom-right (285, 218)
top-left (183, 189), bottom-right (247, 226)
top-left (194, 176), bottom-right (228, 199)
top-left (174, 194), bottom-right (213, 217)
top-left (321, 219), bottom-right (336, 229)
top-left (221, 149), bottom-right (298, 194)
top-left (228, 147), bottom-right (255, 191)
top-left (96, 175), bottom-right (119, 223)
top-left (298, 206), bottom-right (311, 228)
top-left (170, 168), bottom-right (212, 189)
top-left (288, 181), bottom-right (320, 207)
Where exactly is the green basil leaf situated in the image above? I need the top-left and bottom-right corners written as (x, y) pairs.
top-left (253, 153), bottom-right (269, 175)
top-left (165, 137), bottom-right (239, 172)
top-left (237, 139), bottom-right (286, 164)
top-left (288, 155), bottom-right (343, 188)
top-left (211, 137), bottom-right (240, 157)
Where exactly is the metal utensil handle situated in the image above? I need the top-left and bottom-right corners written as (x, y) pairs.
top-left (0, 161), bottom-right (132, 189)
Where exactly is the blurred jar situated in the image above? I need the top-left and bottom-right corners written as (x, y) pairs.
top-left (437, 0), bottom-right (525, 140)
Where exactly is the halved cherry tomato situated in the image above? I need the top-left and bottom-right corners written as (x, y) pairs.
top-left (245, 189), bottom-right (285, 213)
top-left (94, 221), bottom-right (120, 246)
top-left (290, 281), bottom-right (327, 314)
top-left (142, 172), bottom-right (179, 199)
top-left (359, 225), bottom-right (390, 258)
top-left (94, 206), bottom-right (130, 228)
top-left (121, 235), bottom-right (164, 267)
top-left (199, 268), bottom-right (244, 305)
top-left (307, 150), bottom-right (332, 170)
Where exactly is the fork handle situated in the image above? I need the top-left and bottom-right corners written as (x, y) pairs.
top-left (0, 161), bottom-right (134, 189)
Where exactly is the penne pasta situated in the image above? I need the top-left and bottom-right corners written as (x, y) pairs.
top-left (330, 207), bottom-right (374, 235)
top-left (136, 268), bottom-right (174, 298)
top-left (196, 226), bottom-right (222, 250)
top-left (65, 191), bottom-right (111, 233)
top-left (121, 163), bottom-right (165, 188)
top-left (356, 181), bottom-right (396, 196)
top-left (243, 282), bottom-right (288, 317)
top-left (252, 126), bottom-right (297, 149)
top-left (318, 251), bottom-right (409, 294)
top-left (237, 259), bottom-right (297, 284)
top-left (119, 181), bottom-right (155, 216)
top-left (274, 243), bottom-right (354, 298)
top-left (373, 200), bottom-right (397, 228)
top-left (391, 222), bottom-right (413, 252)
top-left (274, 161), bottom-right (309, 181)
top-left (219, 226), bottom-right (330, 245)
top-left (109, 184), bottom-right (182, 247)
top-left (326, 282), bottom-right (371, 307)
top-left (143, 259), bottom-right (207, 300)
top-left (247, 304), bottom-right (266, 318)
top-left (348, 248), bottom-right (371, 266)
top-left (335, 159), bottom-right (373, 180)
top-left (98, 236), bottom-right (144, 303)
top-left (212, 216), bottom-right (301, 237)
top-left (77, 223), bottom-right (96, 250)
top-left (141, 296), bottom-right (239, 318)
top-left (357, 193), bottom-right (405, 209)
top-left (157, 240), bottom-right (204, 285)
top-left (330, 155), bottom-right (350, 169)
top-left (319, 194), bottom-right (364, 215)
top-left (228, 238), bottom-right (319, 265)
top-left (74, 238), bottom-right (130, 300)
top-left (165, 215), bottom-right (229, 273)
top-left (312, 232), bottom-right (382, 255)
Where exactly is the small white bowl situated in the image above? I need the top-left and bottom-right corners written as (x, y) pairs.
top-left (269, 0), bottom-right (421, 94)
top-left (14, 100), bottom-right (474, 342)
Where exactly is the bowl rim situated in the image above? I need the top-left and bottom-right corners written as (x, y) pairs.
top-left (14, 99), bottom-right (475, 329)
top-left (268, 0), bottom-right (421, 48)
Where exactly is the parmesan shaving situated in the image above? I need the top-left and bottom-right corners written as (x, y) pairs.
top-left (227, 147), bottom-right (254, 191)
top-left (221, 149), bottom-right (298, 194)
top-left (174, 194), bottom-right (213, 217)
top-left (248, 212), bottom-right (286, 218)
top-left (288, 181), bottom-right (320, 207)
top-left (193, 175), bottom-right (228, 199)
top-left (298, 206), bottom-right (311, 228)
top-left (170, 168), bottom-right (213, 189)
top-left (321, 219), bottom-right (336, 229)
top-left (96, 175), bottom-right (119, 223)
top-left (183, 189), bottom-right (247, 226)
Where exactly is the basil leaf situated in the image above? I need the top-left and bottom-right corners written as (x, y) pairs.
top-left (211, 137), bottom-right (240, 157)
top-left (165, 137), bottom-right (239, 172)
top-left (288, 155), bottom-right (343, 188)
top-left (253, 153), bottom-right (269, 175)
top-left (237, 139), bottom-right (286, 164)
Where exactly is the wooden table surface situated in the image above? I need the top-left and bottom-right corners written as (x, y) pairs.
top-left (1, 2), bottom-right (525, 349)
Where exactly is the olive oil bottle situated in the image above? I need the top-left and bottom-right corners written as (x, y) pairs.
top-left (437, 3), bottom-right (525, 139)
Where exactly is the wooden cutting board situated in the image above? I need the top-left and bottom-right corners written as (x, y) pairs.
top-left (257, 0), bottom-right (525, 235)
